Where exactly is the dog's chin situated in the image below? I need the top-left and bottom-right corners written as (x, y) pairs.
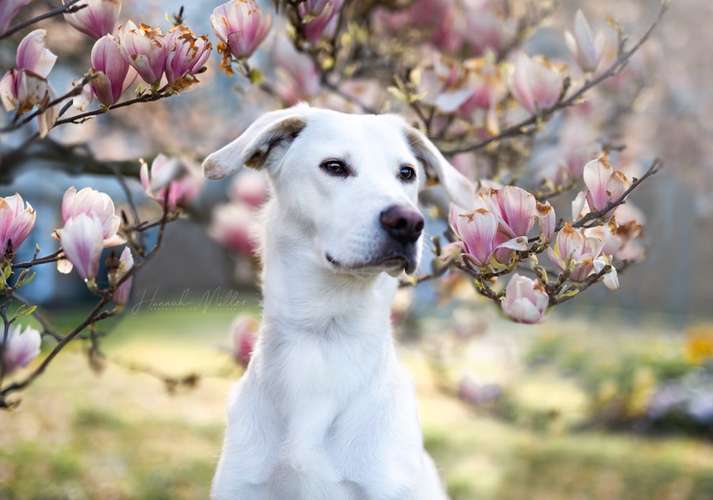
top-left (325, 252), bottom-right (418, 277)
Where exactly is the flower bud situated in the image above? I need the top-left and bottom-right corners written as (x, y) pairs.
top-left (2, 324), bottom-right (41, 374)
top-left (140, 155), bottom-right (204, 211)
top-left (112, 247), bottom-right (134, 306)
top-left (501, 273), bottom-right (549, 324)
top-left (297, 0), bottom-right (344, 43)
top-left (0, 194), bottom-right (36, 257)
top-left (90, 34), bottom-right (131, 106)
top-left (565, 10), bottom-right (604, 73)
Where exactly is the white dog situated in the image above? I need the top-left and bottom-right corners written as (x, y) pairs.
top-left (203, 104), bottom-right (474, 500)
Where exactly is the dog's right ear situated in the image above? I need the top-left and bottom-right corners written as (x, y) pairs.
top-left (203, 105), bottom-right (310, 180)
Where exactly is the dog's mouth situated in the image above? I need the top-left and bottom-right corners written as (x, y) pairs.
top-left (326, 252), bottom-right (417, 276)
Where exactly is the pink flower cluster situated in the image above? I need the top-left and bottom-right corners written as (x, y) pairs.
top-left (450, 185), bottom-right (553, 268)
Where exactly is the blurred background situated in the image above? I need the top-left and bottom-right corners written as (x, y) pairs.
top-left (2, 0), bottom-right (713, 499)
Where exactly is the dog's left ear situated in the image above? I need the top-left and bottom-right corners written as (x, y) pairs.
top-left (403, 126), bottom-right (475, 210)
top-left (203, 104), bottom-right (310, 179)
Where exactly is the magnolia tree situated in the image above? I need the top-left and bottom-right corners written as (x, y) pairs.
top-left (0, 0), bottom-right (668, 409)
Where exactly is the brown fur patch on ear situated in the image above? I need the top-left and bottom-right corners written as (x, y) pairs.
top-left (244, 117), bottom-right (307, 170)
top-left (405, 129), bottom-right (437, 182)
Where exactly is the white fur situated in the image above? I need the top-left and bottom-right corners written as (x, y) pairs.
top-left (204, 105), bottom-right (473, 500)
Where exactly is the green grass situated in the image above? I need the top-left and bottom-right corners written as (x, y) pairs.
top-left (1, 308), bottom-right (713, 499)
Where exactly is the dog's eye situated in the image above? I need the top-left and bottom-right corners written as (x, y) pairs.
top-left (320, 159), bottom-right (351, 178)
top-left (398, 165), bottom-right (417, 183)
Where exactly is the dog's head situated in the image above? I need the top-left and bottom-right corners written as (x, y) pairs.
top-left (203, 104), bottom-right (474, 277)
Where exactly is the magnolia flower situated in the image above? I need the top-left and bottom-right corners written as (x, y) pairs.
top-left (118, 21), bottom-right (167, 86)
top-left (297, 0), bottom-right (344, 42)
top-left (2, 324), bottom-right (41, 374)
top-left (231, 315), bottom-right (258, 368)
top-left (90, 34), bottom-right (132, 106)
top-left (510, 53), bottom-right (563, 115)
top-left (463, 2), bottom-right (517, 56)
top-left (111, 247), bottom-right (133, 306)
top-left (1, 30), bottom-right (58, 135)
top-left (59, 213), bottom-right (104, 281)
top-left (491, 186), bottom-right (537, 238)
top-left (165, 25), bottom-right (212, 87)
top-left (209, 203), bottom-right (258, 256)
top-left (582, 157), bottom-right (631, 211)
top-left (273, 37), bottom-right (320, 104)
top-left (230, 170), bottom-right (269, 208)
top-left (140, 155), bottom-right (204, 211)
top-left (565, 10), bottom-right (605, 73)
top-left (0, 194), bottom-right (36, 256)
top-left (536, 201), bottom-right (556, 242)
top-left (0, 0), bottom-right (31, 35)
top-left (61, 186), bottom-right (122, 245)
top-left (450, 207), bottom-right (528, 267)
top-left (501, 274), bottom-right (549, 324)
top-left (547, 223), bottom-right (618, 289)
top-left (211, 0), bottom-right (272, 63)
top-left (63, 0), bottom-right (121, 39)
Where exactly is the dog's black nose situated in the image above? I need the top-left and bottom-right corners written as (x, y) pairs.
top-left (380, 205), bottom-right (424, 244)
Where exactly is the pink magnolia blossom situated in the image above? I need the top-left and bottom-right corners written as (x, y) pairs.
top-left (298, 0), bottom-right (344, 42)
top-left (118, 21), bottom-right (167, 86)
top-left (211, 0), bottom-right (272, 61)
top-left (536, 201), bottom-right (556, 242)
top-left (63, 0), bottom-right (121, 39)
top-left (2, 324), bottom-right (41, 374)
top-left (0, 0), bottom-right (31, 35)
top-left (59, 213), bottom-right (105, 281)
top-left (491, 186), bottom-right (537, 237)
top-left (1, 30), bottom-right (58, 135)
top-left (582, 157), bottom-right (631, 211)
top-left (230, 170), bottom-right (269, 208)
top-left (450, 207), bottom-right (528, 267)
top-left (0, 194), bottom-right (36, 256)
top-left (565, 10), bottom-right (605, 73)
top-left (510, 53), bottom-right (563, 114)
top-left (501, 274), bottom-right (549, 324)
top-left (547, 223), bottom-right (618, 289)
top-left (112, 247), bottom-right (133, 306)
top-left (231, 315), bottom-right (258, 368)
top-left (165, 25), bottom-right (212, 87)
top-left (273, 37), bottom-right (320, 104)
top-left (463, 9), bottom-right (517, 54)
top-left (209, 203), bottom-right (258, 256)
top-left (375, 0), bottom-right (463, 53)
top-left (90, 34), bottom-right (132, 106)
top-left (61, 186), bottom-right (122, 245)
top-left (140, 155), bottom-right (204, 211)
